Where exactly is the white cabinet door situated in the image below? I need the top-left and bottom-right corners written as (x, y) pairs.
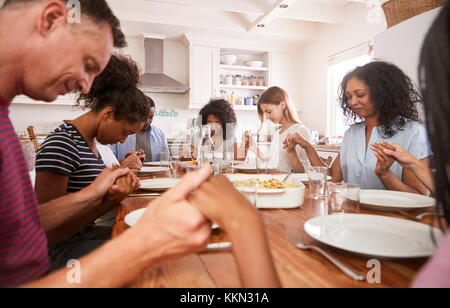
top-left (190, 45), bottom-right (219, 108)
top-left (269, 52), bottom-right (293, 94)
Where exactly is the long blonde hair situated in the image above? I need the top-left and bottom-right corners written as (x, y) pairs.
top-left (258, 86), bottom-right (301, 124)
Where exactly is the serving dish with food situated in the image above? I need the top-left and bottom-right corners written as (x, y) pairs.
top-left (225, 174), bottom-right (305, 209)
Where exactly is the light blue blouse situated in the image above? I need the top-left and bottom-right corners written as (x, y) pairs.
top-left (110, 125), bottom-right (169, 162)
top-left (340, 120), bottom-right (432, 190)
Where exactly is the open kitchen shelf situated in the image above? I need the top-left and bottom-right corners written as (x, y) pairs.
top-left (219, 65), bottom-right (268, 72)
top-left (219, 85), bottom-right (268, 91)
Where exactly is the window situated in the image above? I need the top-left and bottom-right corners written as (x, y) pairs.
top-left (327, 43), bottom-right (372, 138)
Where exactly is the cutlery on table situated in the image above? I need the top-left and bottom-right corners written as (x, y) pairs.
top-left (203, 242), bottom-right (232, 253)
top-left (128, 193), bottom-right (162, 198)
top-left (398, 210), bottom-right (444, 221)
top-left (286, 228), bottom-right (365, 281)
top-left (282, 169), bottom-right (294, 183)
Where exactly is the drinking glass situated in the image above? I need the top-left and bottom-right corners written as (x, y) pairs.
top-left (256, 141), bottom-right (271, 174)
top-left (308, 166), bottom-right (329, 199)
top-left (223, 152), bottom-right (234, 174)
top-left (327, 183), bottom-right (360, 214)
top-left (256, 131), bottom-right (272, 174)
top-left (159, 152), bottom-right (170, 167)
top-left (169, 156), bottom-right (181, 178)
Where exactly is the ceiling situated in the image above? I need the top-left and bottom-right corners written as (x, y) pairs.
top-left (106, 0), bottom-right (387, 46)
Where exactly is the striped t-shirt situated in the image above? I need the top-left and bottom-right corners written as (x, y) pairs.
top-left (0, 96), bottom-right (50, 287)
top-left (36, 123), bottom-right (105, 193)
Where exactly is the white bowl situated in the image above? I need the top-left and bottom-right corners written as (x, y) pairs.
top-left (224, 174), bottom-right (305, 209)
top-left (246, 60), bottom-right (264, 67)
top-left (220, 55), bottom-right (238, 65)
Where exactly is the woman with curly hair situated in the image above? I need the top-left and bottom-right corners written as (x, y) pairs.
top-left (284, 61), bottom-right (432, 194)
top-left (198, 99), bottom-right (249, 160)
top-left (34, 54), bottom-right (149, 269)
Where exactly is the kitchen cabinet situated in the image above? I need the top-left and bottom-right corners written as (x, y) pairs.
top-left (187, 37), bottom-right (295, 111)
top-left (189, 45), bottom-right (219, 109)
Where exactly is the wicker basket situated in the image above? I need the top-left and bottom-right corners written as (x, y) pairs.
top-left (382, 0), bottom-right (447, 28)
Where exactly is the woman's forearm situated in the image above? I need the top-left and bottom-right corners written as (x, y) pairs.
top-left (287, 150), bottom-right (305, 173)
top-left (39, 190), bottom-right (100, 233)
top-left (44, 196), bottom-right (121, 246)
top-left (225, 211), bottom-right (281, 288)
top-left (409, 160), bottom-right (435, 194)
top-left (304, 144), bottom-right (328, 168)
top-left (378, 171), bottom-right (423, 194)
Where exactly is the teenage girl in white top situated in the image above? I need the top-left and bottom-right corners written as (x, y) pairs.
top-left (257, 86), bottom-right (312, 173)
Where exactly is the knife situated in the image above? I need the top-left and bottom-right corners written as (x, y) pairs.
top-left (203, 242), bottom-right (232, 252)
top-left (128, 193), bottom-right (162, 197)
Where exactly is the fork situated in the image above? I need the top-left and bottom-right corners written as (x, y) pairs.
top-left (282, 169), bottom-right (295, 183)
top-left (286, 228), bottom-right (366, 281)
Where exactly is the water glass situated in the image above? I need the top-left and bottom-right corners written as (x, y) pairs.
top-left (223, 152), bottom-right (234, 174)
top-left (256, 141), bottom-right (271, 174)
top-left (201, 146), bottom-right (213, 166)
top-left (327, 183), bottom-right (360, 214)
top-left (160, 152), bottom-right (170, 167)
top-left (169, 156), bottom-right (181, 178)
top-left (308, 166), bottom-right (328, 199)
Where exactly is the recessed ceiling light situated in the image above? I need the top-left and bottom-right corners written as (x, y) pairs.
top-left (257, 24), bottom-right (265, 28)
top-left (279, 4), bottom-right (289, 9)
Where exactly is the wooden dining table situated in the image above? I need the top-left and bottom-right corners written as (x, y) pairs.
top-left (112, 171), bottom-right (439, 288)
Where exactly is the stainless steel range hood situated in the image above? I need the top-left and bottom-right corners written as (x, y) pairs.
top-left (141, 38), bottom-right (190, 94)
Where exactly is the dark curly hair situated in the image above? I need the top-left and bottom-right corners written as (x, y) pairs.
top-left (199, 99), bottom-right (237, 140)
top-left (4, 0), bottom-right (126, 48)
top-left (339, 61), bottom-right (421, 138)
top-left (77, 54), bottom-right (149, 124)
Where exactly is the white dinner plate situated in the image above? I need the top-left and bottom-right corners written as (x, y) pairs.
top-left (143, 162), bottom-right (165, 167)
top-left (232, 163), bottom-right (257, 173)
top-left (359, 190), bottom-right (436, 211)
top-left (304, 214), bottom-right (443, 259)
top-left (139, 178), bottom-right (179, 191)
top-left (290, 173), bottom-right (332, 183)
top-left (125, 209), bottom-right (219, 229)
top-left (233, 163), bottom-right (277, 174)
top-left (138, 166), bottom-right (170, 174)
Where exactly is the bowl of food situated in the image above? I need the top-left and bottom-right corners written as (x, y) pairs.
top-left (180, 160), bottom-right (200, 170)
top-left (220, 54), bottom-right (238, 65)
top-left (225, 174), bottom-right (305, 209)
top-left (245, 60), bottom-right (264, 67)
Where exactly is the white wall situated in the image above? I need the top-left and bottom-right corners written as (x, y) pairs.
top-left (374, 7), bottom-right (442, 87)
top-left (296, 3), bottom-right (387, 135)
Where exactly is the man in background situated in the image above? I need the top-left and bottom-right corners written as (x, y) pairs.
top-left (110, 96), bottom-right (169, 162)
